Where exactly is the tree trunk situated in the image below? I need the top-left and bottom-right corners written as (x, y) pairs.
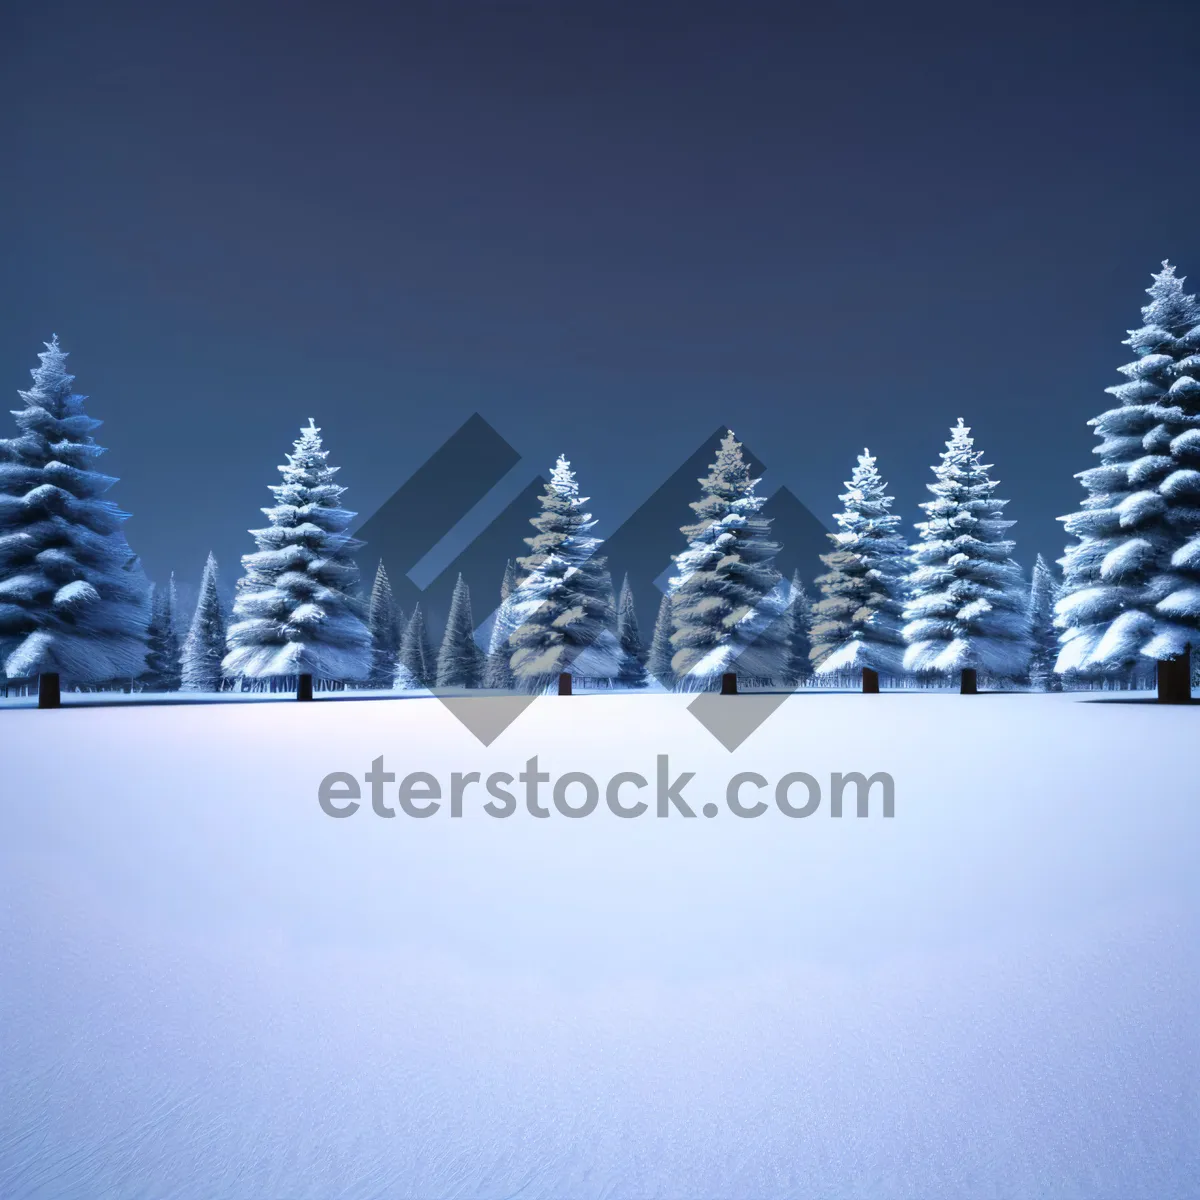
top-left (38, 672), bottom-right (61, 709)
top-left (1156, 652), bottom-right (1191, 704)
top-left (960, 668), bottom-right (978, 695)
top-left (720, 672), bottom-right (738, 695)
top-left (861, 667), bottom-right (880, 694)
top-left (557, 672), bottom-right (572, 696)
top-left (297, 673), bottom-right (314, 702)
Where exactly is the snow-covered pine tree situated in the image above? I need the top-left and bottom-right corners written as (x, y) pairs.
top-left (647, 590), bottom-right (675, 689)
top-left (436, 573), bottom-right (483, 688)
top-left (182, 551), bottom-right (227, 691)
top-left (669, 430), bottom-right (788, 689)
top-left (507, 455), bottom-right (619, 691)
top-left (810, 449), bottom-right (907, 689)
top-left (785, 570), bottom-right (813, 686)
top-left (483, 563), bottom-right (518, 689)
top-left (615, 574), bottom-right (649, 688)
top-left (482, 608), bottom-right (513, 689)
top-left (366, 560), bottom-right (401, 688)
top-left (140, 574), bottom-right (181, 692)
top-left (902, 420), bottom-right (1030, 690)
top-left (0, 336), bottom-right (150, 689)
top-left (223, 420), bottom-right (371, 684)
top-left (1056, 262), bottom-right (1200, 700)
top-left (395, 603), bottom-right (432, 688)
top-left (1027, 553), bottom-right (1061, 692)
top-left (500, 558), bottom-right (517, 601)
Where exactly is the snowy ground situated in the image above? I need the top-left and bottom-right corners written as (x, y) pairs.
top-left (1, 693), bottom-right (1197, 1199)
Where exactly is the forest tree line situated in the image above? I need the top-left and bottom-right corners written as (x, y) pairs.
top-left (2, 263), bottom-right (1198, 700)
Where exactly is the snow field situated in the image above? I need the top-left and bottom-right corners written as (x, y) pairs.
top-left (1, 692), bottom-right (1197, 1198)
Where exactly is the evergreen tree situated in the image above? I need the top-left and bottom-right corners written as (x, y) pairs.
top-left (1027, 553), bottom-right (1061, 692)
top-left (141, 574), bottom-right (181, 692)
top-left (0, 336), bottom-right (150, 683)
top-left (224, 420), bottom-right (371, 681)
top-left (366, 561), bottom-right (401, 688)
top-left (182, 552), bottom-right (227, 691)
top-left (482, 605), bottom-right (514, 688)
top-left (785, 570), bottom-right (814, 686)
top-left (810, 449), bottom-right (908, 677)
top-left (483, 564), bottom-right (517, 689)
top-left (902, 420), bottom-right (1030, 680)
top-left (508, 455), bottom-right (619, 690)
top-left (647, 590), bottom-right (676, 688)
top-left (395, 603), bottom-right (432, 688)
top-left (615, 574), bottom-right (649, 688)
top-left (669, 430), bottom-right (788, 686)
top-left (1056, 262), bottom-right (1200, 680)
top-left (435, 573), bottom-right (483, 687)
top-left (500, 558), bottom-right (517, 602)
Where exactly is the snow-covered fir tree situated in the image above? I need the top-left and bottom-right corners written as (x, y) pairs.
top-left (616, 574), bottom-right (649, 688)
top-left (646, 590), bottom-right (675, 688)
top-left (507, 455), bottom-right (619, 690)
top-left (810, 449), bottom-right (908, 679)
top-left (366, 561), bottom-right (401, 688)
top-left (483, 563), bottom-right (518, 689)
top-left (1027, 553), bottom-right (1061, 691)
top-left (0, 336), bottom-right (150, 684)
top-left (785, 570), bottom-right (813, 686)
top-left (395, 603), bottom-right (432, 688)
top-left (435, 573), bottom-right (483, 688)
top-left (669, 431), bottom-right (789, 686)
top-left (482, 608), bottom-right (514, 688)
top-left (902, 420), bottom-right (1030, 681)
top-left (181, 552), bottom-right (226, 691)
top-left (500, 558), bottom-right (517, 601)
top-left (140, 575), bottom-right (181, 692)
top-left (223, 420), bottom-right (371, 681)
top-left (1056, 262), bottom-right (1200, 682)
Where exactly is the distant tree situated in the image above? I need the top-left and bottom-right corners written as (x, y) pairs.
top-left (615, 574), bottom-right (649, 688)
top-left (1056, 261), bottom-right (1200, 694)
top-left (670, 430), bottom-right (788, 687)
top-left (1027, 554), bottom-right (1061, 691)
top-left (902, 420), bottom-right (1030, 685)
top-left (141, 574), bottom-right (181, 692)
top-left (366, 561), bottom-right (401, 688)
top-left (224, 420), bottom-right (371, 682)
top-left (396, 603), bottom-right (432, 689)
top-left (0, 336), bottom-right (150, 685)
top-left (500, 558), bottom-right (517, 601)
top-left (181, 552), bottom-right (227, 692)
top-left (646, 591), bottom-right (675, 688)
top-left (810, 449), bottom-right (907, 680)
top-left (508, 455), bottom-right (618, 690)
top-left (785, 570), bottom-right (814, 686)
top-left (436, 573), bottom-right (484, 687)
top-left (483, 563), bottom-right (518, 689)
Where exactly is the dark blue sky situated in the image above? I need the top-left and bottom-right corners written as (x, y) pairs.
top-left (4, 0), bottom-right (1198, 609)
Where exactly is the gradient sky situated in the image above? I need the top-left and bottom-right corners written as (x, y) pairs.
top-left (4, 0), bottom-right (1198, 610)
